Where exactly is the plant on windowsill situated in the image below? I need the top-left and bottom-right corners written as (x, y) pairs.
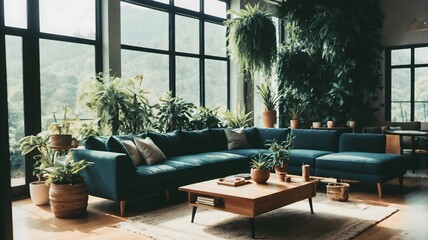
top-left (49, 106), bottom-right (78, 148)
top-left (44, 152), bottom-right (94, 218)
top-left (249, 153), bottom-right (273, 184)
top-left (256, 82), bottom-right (281, 128)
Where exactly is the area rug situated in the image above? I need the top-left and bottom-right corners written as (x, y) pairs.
top-left (404, 169), bottom-right (428, 178)
top-left (115, 193), bottom-right (397, 240)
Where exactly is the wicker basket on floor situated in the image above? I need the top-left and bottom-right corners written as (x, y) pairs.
top-left (326, 183), bottom-right (350, 201)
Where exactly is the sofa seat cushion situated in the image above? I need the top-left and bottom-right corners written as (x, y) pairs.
top-left (221, 149), bottom-right (269, 158)
top-left (288, 149), bottom-right (333, 175)
top-left (316, 152), bottom-right (404, 175)
top-left (168, 152), bottom-right (248, 166)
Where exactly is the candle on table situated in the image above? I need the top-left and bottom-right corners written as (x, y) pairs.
top-left (302, 164), bottom-right (310, 181)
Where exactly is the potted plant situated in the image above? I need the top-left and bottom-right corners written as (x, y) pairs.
top-left (19, 132), bottom-right (53, 206)
top-left (265, 134), bottom-right (293, 181)
top-left (256, 82), bottom-right (281, 128)
top-left (44, 152), bottom-right (93, 218)
top-left (289, 102), bottom-right (306, 129)
top-left (49, 106), bottom-right (77, 147)
top-left (249, 153), bottom-right (272, 184)
top-left (221, 104), bottom-right (253, 128)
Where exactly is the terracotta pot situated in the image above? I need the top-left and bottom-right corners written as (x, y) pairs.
top-left (49, 182), bottom-right (88, 218)
top-left (50, 134), bottom-right (72, 147)
top-left (274, 163), bottom-right (288, 181)
top-left (29, 181), bottom-right (50, 206)
top-left (312, 122), bottom-right (322, 128)
top-left (327, 120), bottom-right (334, 128)
top-left (262, 110), bottom-right (277, 128)
top-left (290, 119), bottom-right (300, 129)
top-left (250, 169), bottom-right (270, 184)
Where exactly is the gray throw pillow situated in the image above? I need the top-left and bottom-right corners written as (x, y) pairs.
top-left (122, 140), bottom-right (144, 166)
top-left (134, 136), bottom-right (166, 165)
top-left (224, 128), bottom-right (251, 150)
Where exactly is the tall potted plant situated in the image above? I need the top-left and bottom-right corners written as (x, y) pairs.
top-left (44, 152), bottom-right (93, 218)
top-left (256, 82), bottom-right (281, 128)
top-left (225, 3), bottom-right (277, 121)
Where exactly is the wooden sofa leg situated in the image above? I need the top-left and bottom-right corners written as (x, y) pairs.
top-left (120, 200), bottom-right (126, 217)
top-left (377, 183), bottom-right (383, 198)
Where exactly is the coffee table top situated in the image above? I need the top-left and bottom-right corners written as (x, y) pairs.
top-left (179, 174), bottom-right (318, 201)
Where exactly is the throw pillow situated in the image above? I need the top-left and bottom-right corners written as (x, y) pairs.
top-left (134, 136), bottom-right (166, 165)
top-left (224, 128), bottom-right (251, 150)
top-left (122, 140), bottom-right (144, 166)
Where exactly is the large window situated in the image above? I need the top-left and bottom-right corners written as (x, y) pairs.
top-left (120, 0), bottom-right (229, 108)
top-left (386, 45), bottom-right (428, 122)
top-left (4, 0), bottom-right (101, 195)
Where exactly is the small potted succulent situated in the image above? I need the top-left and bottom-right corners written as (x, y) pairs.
top-left (250, 153), bottom-right (272, 184)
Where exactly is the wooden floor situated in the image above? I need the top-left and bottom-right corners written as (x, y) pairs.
top-left (12, 172), bottom-right (428, 240)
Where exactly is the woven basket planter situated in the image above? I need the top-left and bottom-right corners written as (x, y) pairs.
top-left (49, 182), bottom-right (88, 218)
top-left (326, 183), bottom-right (350, 201)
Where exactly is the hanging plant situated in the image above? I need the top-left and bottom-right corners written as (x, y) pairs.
top-left (225, 3), bottom-right (277, 79)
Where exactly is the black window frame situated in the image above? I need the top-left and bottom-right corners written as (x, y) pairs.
top-left (385, 43), bottom-right (428, 121)
top-left (120, 0), bottom-right (230, 108)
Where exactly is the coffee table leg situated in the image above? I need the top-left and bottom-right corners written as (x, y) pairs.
top-left (308, 197), bottom-right (314, 214)
top-left (249, 218), bottom-right (255, 239)
top-left (191, 206), bottom-right (197, 223)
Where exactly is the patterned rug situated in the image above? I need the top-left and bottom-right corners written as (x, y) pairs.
top-left (404, 169), bottom-right (428, 178)
top-left (115, 193), bottom-right (397, 240)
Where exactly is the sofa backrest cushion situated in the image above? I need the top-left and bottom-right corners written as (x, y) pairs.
top-left (147, 131), bottom-right (184, 158)
top-left (105, 136), bottom-right (137, 170)
top-left (179, 129), bottom-right (214, 154)
top-left (258, 128), bottom-right (290, 148)
top-left (209, 128), bottom-right (228, 151)
top-left (244, 127), bottom-right (262, 148)
top-left (339, 133), bottom-right (385, 153)
top-left (85, 136), bottom-right (108, 151)
top-left (291, 129), bottom-right (339, 152)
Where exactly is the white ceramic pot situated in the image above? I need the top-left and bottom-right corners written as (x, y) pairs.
top-left (29, 181), bottom-right (50, 206)
top-left (312, 122), bottom-right (322, 128)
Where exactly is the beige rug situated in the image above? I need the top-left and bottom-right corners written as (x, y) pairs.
top-left (115, 193), bottom-right (397, 240)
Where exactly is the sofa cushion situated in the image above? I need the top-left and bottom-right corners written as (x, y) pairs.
top-left (105, 136), bottom-right (133, 156)
top-left (244, 127), bottom-right (262, 148)
top-left (134, 136), bottom-right (166, 165)
top-left (209, 128), bottom-right (228, 151)
top-left (179, 129), bottom-right (214, 154)
top-left (258, 128), bottom-right (290, 148)
top-left (339, 133), bottom-right (385, 153)
top-left (85, 136), bottom-right (108, 151)
top-left (122, 140), bottom-right (144, 166)
top-left (224, 128), bottom-right (251, 150)
top-left (288, 149), bottom-right (332, 175)
top-left (222, 148), bottom-right (269, 158)
top-left (291, 129), bottom-right (339, 152)
top-left (147, 131), bottom-right (184, 158)
top-left (316, 152), bottom-right (404, 176)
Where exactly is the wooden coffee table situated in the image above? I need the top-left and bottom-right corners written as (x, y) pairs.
top-left (179, 174), bottom-right (318, 238)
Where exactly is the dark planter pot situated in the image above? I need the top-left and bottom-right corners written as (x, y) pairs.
top-left (50, 134), bottom-right (72, 147)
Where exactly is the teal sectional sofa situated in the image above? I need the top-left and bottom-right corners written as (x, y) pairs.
top-left (72, 128), bottom-right (405, 216)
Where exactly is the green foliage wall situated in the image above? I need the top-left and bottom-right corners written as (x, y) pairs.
top-left (277, 0), bottom-right (385, 127)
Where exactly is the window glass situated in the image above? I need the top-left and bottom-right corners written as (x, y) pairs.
top-left (4, 0), bottom-right (27, 28)
top-left (176, 57), bottom-right (200, 105)
top-left (39, 40), bottom-right (95, 129)
top-left (122, 50), bottom-right (169, 104)
top-left (205, 59), bottom-right (227, 108)
top-left (6, 36), bottom-right (25, 187)
top-left (391, 49), bottom-right (410, 66)
top-left (204, 0), bottom-right (227, 18)
top-left (391, 68), bottom-right (410, 121)
top-left (415, 67), bottom-right (428, 121)
top-left (175, 0), bottom-right (199, 11)
top-left (39, 0), bottom-right (96, 39)
top-left (415, 47), bottom-right (428, 64)
top-left (205, 22), bottom-right (226, 57)
top-left (151, 0), bottom-right (169, 3)
top-left (121, 2), bottom-right (169, 50)
top-left (176, 16), bottom-right (199, 54)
